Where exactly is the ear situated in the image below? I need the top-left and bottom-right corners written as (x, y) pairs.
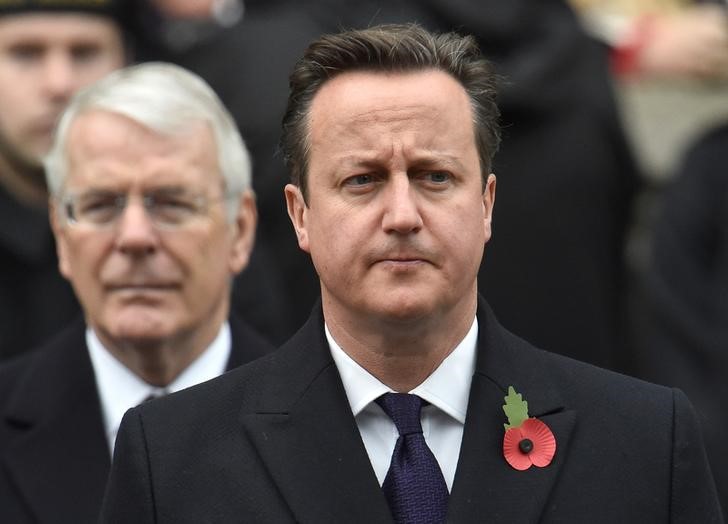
top-left (483, 173), bottom-right (496, 242)
top-left (228, 190), bottom-right (257, 274)
top-left (284, 183), bottom-right (310, 253)
top-left (49, 199), bottom-right (73, 280)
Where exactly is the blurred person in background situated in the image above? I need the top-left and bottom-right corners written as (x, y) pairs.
top-left (0, 0), bottom-right (288, 359)
top-left (0, 0), bottom-right (129, 360)
top-left (570, 0), bottom-right (728, 80)
top-left (636, 122), bottom-right (728, 514)
top-left (571, 0), bottom-right (728, 513)
top-left (0, 62), bottom-right (273, 524)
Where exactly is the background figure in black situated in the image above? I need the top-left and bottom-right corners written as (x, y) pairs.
top-left (635, 123), bottom-right (728, 513)
top-left (0, 1), bottom-right (130, 360)
top-left (143, 0), bottom-right (641, 367)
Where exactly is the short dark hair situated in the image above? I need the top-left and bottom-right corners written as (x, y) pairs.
top-left (280, 23), bottom-right (501, 201)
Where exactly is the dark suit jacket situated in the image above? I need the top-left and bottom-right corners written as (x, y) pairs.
top-left (0, 316), bottom-right (272, 524)
top-left (100, 298), bottom-right (722, 523)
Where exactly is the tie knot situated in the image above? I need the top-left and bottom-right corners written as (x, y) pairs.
top-left (376, 393), bottom-right (424, 436)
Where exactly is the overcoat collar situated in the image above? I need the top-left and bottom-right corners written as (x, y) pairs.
top-left (240, 304), bottom-right (393, 523)
top-left (242, 297), bottom-right (576, 523)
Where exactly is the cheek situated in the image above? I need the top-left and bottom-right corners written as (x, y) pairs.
top-left (62, 240), bottom-right (109, 302)
top-left (443, 202), bottom-right (487, 254)
top-left (0, 102), bottom-right (24, 140)
top-left (306, 212), bottom-right (359, 273)
top-left (177, 235), bottom-right (232, 287)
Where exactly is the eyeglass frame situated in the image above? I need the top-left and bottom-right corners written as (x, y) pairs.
top-left (57, 188), bottom-right (241, 231)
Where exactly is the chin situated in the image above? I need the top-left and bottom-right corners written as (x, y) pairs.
top-left (105, 311), bottom-right (175, 343)
top-left (370, 296), bottom-right (435, 323)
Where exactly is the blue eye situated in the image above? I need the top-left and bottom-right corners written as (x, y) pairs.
top-left (426, 171), bottom-right (450, 183)
top-left (345, 174), bottom-right (375, 186)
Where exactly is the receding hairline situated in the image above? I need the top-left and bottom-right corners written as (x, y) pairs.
top-left (303, 68), bottom-right (483, 172)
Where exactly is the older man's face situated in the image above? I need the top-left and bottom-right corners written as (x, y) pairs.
top-left (52, 110), bottom-right (256, 349)
top-left (0, 13), bottom-right (125, 171)
top-left (286, 70), bottom-right (495, 327)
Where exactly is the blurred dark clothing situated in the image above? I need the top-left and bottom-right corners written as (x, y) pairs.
top-left (636, 123), bottom-right (728, 514)
top-left (0, 314), bottom-right (272, 524)
top-left (142, 0), bottom-right (640, 366)
top-left (0, 185), bottom-right (79, 360)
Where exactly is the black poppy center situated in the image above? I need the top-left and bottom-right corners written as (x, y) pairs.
top-left (518, 438), bottom-right (534, 454)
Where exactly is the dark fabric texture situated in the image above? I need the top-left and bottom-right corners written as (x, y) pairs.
top-left (99, 297), bottom-right (722, 523)
top-left (0, 315), bottom-right (273, 524)
top-left (377, 393), bottom-right (448, 524)
top-left (0, 184), bottom-right (80, 360)
top-left (635, 123), bottom-right (728, 515)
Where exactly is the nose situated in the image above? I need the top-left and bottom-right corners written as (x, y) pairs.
top-left (42, 50), bottom-right (77, 102)
top-left (114, 199), bottom-right (159, 255)
top-left (381, 174), bottom-right (423, 234)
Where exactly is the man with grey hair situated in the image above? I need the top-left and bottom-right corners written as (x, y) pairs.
top-left (102, 24), bottom-right (721, 523)
top-left (0, 62), bottom-right (272, 524)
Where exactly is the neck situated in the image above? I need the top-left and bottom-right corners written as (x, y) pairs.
top-left (95, 309), bottom-right (228, 387)
top-left (0, 151), bottom-right (47, 208)
top-left (324, 293), bottom-right (478, 392)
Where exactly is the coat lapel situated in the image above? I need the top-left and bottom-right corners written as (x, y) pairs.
top-left (240, 307), bottom-right (393, 523)
top-left (448, 299), bottom-right (577, 522)
top-left (2, 320), bottom-right (110, 523)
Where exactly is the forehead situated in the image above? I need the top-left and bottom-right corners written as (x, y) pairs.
top-left (308, 69), bottom-right (476, 160)
top-left (0, 12), bottom-right (122, 44)
top-left (65, 110), bottom-right (220, 188)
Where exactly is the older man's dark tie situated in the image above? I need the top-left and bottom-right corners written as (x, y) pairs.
top-left (375, 392), bottom-right (449, 524)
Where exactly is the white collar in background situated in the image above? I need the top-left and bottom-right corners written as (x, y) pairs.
top-left (87, 322), bottom-right (232, 454)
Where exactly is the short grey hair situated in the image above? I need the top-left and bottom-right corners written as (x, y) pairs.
top-left (45, 61), bottom-right (251, 218)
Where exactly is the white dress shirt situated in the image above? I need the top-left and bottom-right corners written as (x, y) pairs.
top-left (327, 318), bottom-right (478, 491)
top-left (87, 322), bottom-right (232, 455)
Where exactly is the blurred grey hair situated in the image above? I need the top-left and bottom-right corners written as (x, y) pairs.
top-left (44, 61), bottom-right (252, 220)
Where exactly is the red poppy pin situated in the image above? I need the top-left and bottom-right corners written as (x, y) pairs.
top-left (502, 386), bottom-right (556, 471)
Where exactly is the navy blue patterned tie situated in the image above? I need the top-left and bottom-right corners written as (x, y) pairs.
top-left (376, 393), bottom-right (449, 524)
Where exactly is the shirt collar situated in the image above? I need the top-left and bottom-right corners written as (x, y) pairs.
top-left (87, 322), bottom-right (232, 452)
top-left (326, 317), bottom-right (478, 424)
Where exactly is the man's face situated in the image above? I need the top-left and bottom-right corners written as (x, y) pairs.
top-left (286, 70), bottom-right (495, 325)
top-left (0, 13), bottom-right (125, 169)
top-left (53, 111), bottom-right (256, 348)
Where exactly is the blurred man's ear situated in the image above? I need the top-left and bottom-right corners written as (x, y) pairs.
top-left (284, 183), bottom-right (310, 254)
top-left (228, 190), bottom-right (257, 274)
top-left (49, 199), bottom-right (72, 280)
